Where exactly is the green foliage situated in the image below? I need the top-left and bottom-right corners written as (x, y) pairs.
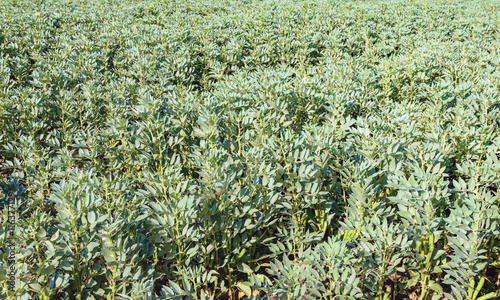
top-left (0, 0), bottom-right (499, 299)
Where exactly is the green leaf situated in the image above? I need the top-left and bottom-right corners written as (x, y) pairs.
top-left (236, 281), bottom-right (252, 297)
top-left (237, 263), bottom-right (253, 274)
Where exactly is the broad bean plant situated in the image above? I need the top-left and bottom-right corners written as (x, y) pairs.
top-left (0, 0), bottom-right (499, 299)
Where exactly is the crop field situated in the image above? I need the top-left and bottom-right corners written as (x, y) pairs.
top-left (1, 0), bottom-right (500, 299)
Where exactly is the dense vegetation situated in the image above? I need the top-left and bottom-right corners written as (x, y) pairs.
top-left (1, 0), bottom-right (500, 299)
